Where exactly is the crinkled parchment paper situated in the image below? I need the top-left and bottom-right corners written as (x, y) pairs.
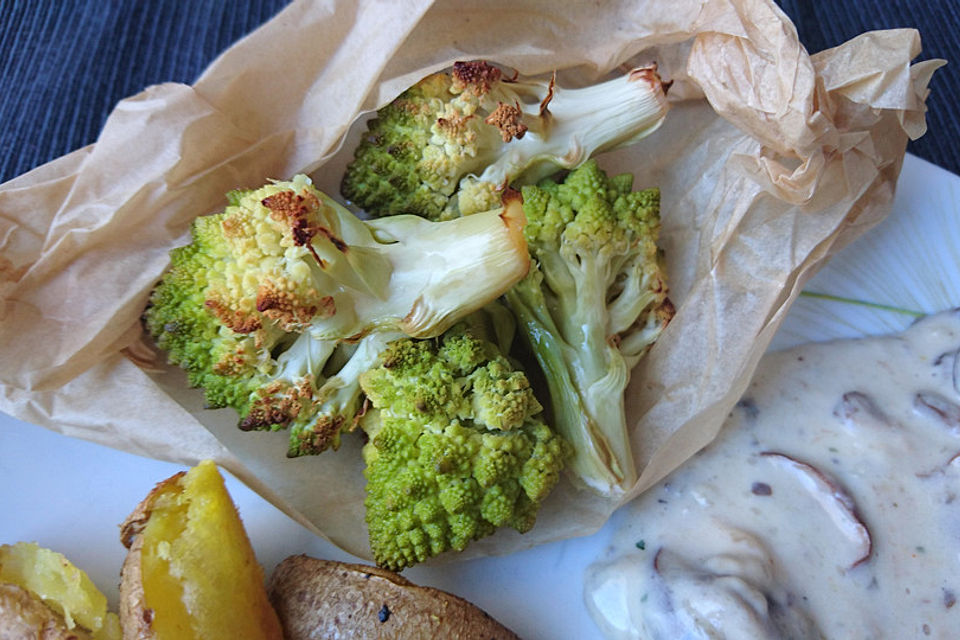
top-left (0, 0), bottom-right (941, 561)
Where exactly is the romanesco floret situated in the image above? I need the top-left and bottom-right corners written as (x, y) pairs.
top-left (503, 159), bottom-right (674, 497)
top-left (144, 175), bottom-right (529, 456)
top-left (358, 325), bottom-right (569, 571)
top-left (342, 61), bottom-right (670, 220)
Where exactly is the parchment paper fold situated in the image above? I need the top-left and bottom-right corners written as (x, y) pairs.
top-left (0, 0), bottom-right (941, 560)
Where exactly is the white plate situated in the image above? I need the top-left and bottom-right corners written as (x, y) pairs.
top-left (1, 153), bottom-right (957, 639)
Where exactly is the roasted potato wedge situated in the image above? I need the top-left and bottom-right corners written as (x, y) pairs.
top-left (269, 554), bottom-right (520, 640)
top-left (118, 460), bottom-right (282, 640)
top-left (0, 541), bottom-right (121, 640)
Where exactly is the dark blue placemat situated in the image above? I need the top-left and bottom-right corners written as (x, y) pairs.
top-left (0, 0), bottom-right (291, 184)
top-left (1, 1), bottom-right (956, 184)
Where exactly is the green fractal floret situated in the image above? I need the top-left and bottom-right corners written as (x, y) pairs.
top-left (504, 159), bottom-right (674, 497)
top-left (358, 326), bottom-right (569, 571)
top-left (342, 60), bottom-right (670, 220)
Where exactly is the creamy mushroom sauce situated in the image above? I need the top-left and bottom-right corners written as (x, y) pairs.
top-left (585, 311), bottom-right (960, 639)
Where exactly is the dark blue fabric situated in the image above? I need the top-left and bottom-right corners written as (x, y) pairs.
top-left (0, 0), bottom-right (291, 184)
top-left (1, 1), bottom-right (957, 184)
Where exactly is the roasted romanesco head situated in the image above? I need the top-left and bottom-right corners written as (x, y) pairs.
top-left (342, 61), bottom-right (669, 220)
top-left (144, 175), bottom-right (529, 458)
top-left (358, 325), bottom-right (570, 571)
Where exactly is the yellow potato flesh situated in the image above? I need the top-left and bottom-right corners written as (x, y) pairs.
top-left (0, 541), bottom-right (121, 640)
top-left (138, 460), bottom-right (282, 640)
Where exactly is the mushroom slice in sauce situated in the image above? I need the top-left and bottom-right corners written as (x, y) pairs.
top-left (759, 452), bottom-right (872, 570)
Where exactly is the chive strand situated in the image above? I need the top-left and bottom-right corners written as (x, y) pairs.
top-left (799, 291), bottom-right (925, 318)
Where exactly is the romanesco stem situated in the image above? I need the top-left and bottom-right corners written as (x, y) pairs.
top-left (505, 284), bottom-right (628, 493)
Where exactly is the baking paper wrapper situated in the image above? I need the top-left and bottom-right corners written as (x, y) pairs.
top-left (0, 0), bottom-right (942, 561)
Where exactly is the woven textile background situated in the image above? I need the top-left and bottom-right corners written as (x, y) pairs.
top-left (1, 0), bottom-right (957, 184)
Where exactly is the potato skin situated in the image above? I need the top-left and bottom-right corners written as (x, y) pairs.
top-left (0, 582), bottom-right (93, 640)
top-left (268, 555), bottom-right (521, 640)
top-left (118, 472), bottom-right (168, 640)
top-left (118, 536), bottom-right (152, 640)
